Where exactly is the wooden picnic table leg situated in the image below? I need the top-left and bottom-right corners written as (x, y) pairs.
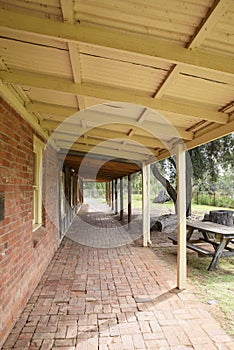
top-left (186, 227), bottom-right (194, 241)
top-left (208, 238), bottom-right (228, 271)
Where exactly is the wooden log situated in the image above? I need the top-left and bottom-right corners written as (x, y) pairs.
top-left (209, 210), bottom-right (233, 226)
top-left (151, 214), bottom-right (178, 232)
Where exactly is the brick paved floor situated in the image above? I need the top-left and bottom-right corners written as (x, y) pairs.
top-left (2, 204), bottom-right (234, 350)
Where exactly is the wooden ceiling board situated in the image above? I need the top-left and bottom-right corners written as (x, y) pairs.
top-left (0, 27), bottom-right (68, 50)
top-left (63, 153), bottom-right (141, 181)
top-left (0, 0), bottom-right (62, 20)
top-left (79, 43), bottom-right (172, 71)
top-left (20, 86), bottom-right (79, 108)
top-left (81, 54), bottom-right (167, 93)
top-left (201, 2), bottom-right (234, 55)
top-left (0, 0), bottom-right (233, 181)
top-left (165, 74), bottom-right (234, 107)
top-left (0, 38), bottom-right (72, 78)
top-left (74, 0), bottom-right (211, 46)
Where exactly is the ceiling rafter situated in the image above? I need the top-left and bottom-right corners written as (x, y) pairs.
top-left (45, 125), bottom-right (167, 149)
top-left (29, 101), bottom-right (193, 139)
top-left (58, 141), bottom-right (151, 161)
top-left (57, 133), bottom-right (160, 154)
top-left (1, 70), bottom-right (227, 125)
top-left (0, 8), bottom-right (233, 75)
top-left (60, 0), bottom-right (85, 111)
top-left (0, 80), bottom-right (50, 142)
top-left (56, 137), bottom-right (159, 157)
top-left (154, 0), bottom-right (232, 99)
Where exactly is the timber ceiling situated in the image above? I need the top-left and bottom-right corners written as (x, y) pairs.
top-left (0, 0), bottom-right (234, 181)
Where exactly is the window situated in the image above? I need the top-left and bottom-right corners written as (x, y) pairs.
top-left (33, 136), bottom-right (44, 230)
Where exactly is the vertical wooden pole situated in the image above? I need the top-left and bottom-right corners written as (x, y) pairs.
top-left (142, 164), bottom-right (150, 247)
top-left (80, 178), bottom-right (84, 204)
top-left (111, 181), bottom-right (114, 210)
top-left (107, 182), bottom-right (110, 206)
top-left (120, 177), bottom-right (124, 221)
top-left (115, 179), bottom-right (118, 215)
top-left (176, 143), bottom-right (187, 290)
top-left (109, 182), bottom-right (111, 207)
top-left (128, 174), bottom-right (132, 226)
top-left (106, 182), bottom-right (108, 204)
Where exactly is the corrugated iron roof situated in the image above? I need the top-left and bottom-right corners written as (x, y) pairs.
top-left (0, 0), bottom-right (233, 179)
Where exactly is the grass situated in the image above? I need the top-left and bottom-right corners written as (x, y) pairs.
top-left (187, 255), bottom-right (234, 335)
top-left (154, 245), bottom-right (234, 335)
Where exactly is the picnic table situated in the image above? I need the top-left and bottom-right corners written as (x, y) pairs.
top-left (169, 220), bottom-right (234, 271)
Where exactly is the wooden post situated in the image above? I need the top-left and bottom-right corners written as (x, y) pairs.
top-left (176, 143), bottom-right (187, 290)
top-left (111, 181), bottom-right (114, 210)
top-left (128, 174), bottom-right (132, 226)
top-left (120, 177), bottom-right (124, 221)
top-left (115, 179), bottom-right (118, 215)
top-left (107, 182), bottom-right (111, 206)
top-left (142, 164), bottom-right (150, 247)
top-left (79, 178), bottom-right (84, 204)
top-left (106, 182), bottom-right (109, 204)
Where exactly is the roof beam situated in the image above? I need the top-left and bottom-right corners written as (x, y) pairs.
top-left (0, 80), bottom-right (50, 142)
top-left (64, 154), bottom-right (140, 170)
top-left (1, 70), bottom-right (227, 125)
top-left (43, 123), bottom-right (167, 149)
top-left (60, 0), bottom-right (85, 111)
top-left (0, 8), bottom-right (233, 75)
top-left (154, 0), bottom-right (232, 98)
top-left (58, 141), bottom-right (150, 161)
top-left (187, 0), bottom-right (232, 50)
top-left (56, 136), bottom-right (159, 156)
top-left (28, 101), bottom-right (192, 139)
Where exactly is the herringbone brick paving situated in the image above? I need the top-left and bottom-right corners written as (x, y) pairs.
top-left (2, 204), bottom-right (233, 349)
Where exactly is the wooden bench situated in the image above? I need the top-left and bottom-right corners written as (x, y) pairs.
top-left (169, 220), bottom-right (234, 271)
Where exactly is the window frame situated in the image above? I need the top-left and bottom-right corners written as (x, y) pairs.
top-left (33, 136), bottom-right (44, 231)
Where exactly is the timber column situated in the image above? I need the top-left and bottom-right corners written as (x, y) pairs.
top-left (128, 174), bottom-right (132, 226)
top-left (114, 179), bottom-right (118, 215)
top-left (120, 177), bottom-right (124, 221)
top-left (176, 143), bottom-right (187, 290)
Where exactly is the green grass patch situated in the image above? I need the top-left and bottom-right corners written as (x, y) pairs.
top-left (155, 246), bottom-right (234, 336)
top-left (187, 255), bottom-right (234, 335)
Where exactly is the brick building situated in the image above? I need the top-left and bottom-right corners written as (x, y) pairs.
top-left (0, 0), bottom-right (234, 346)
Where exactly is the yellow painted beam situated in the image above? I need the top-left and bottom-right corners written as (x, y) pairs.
top-left (0, 80), bottom-right (50, 142)
top-left (0, 8), bottom-right (233, 75)
top-left (43, 120), bottom-right (167, 149)
top-left (154, 0), bottom-right (232, 99)
top-left (29, 101), bottom-right (193, 139)
top-left (56, 135), bottom-right (158, 156)
top-left (188, 0), bottom-right (232, 49)
top-left (1, 70), bottom-right (227, 125)
top-left (27, 102), bottom-right (78, 117)
top-left (58, 140), bottom-right (148, 161)
top-left (186, 119), bottom-right (234, 150)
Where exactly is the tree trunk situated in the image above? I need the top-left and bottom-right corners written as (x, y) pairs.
top-left (152, 164), bottom-right (177, 213)
top-left (152, 157), bottom-right (192, 218)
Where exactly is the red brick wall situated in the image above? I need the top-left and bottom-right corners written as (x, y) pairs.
top-left (0, 98), bottom-right (58, 346)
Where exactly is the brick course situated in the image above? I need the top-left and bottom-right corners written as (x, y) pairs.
top-left (0, 98), bottom-right (58, 347)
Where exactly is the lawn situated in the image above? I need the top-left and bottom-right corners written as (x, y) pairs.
top-left (148, 200), bottom-right (234, 336)
top-left (156, 245), bottom-right (234, 336)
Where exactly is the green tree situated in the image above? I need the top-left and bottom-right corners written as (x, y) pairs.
top-left (151, 134), bottom-right (234, 215)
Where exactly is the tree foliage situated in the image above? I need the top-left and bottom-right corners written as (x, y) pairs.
top-left (151, 134), bottom-right (234, 214)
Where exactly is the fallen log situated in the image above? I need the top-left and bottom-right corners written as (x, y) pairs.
top-left (151, 214), bottom-right (178, 232)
